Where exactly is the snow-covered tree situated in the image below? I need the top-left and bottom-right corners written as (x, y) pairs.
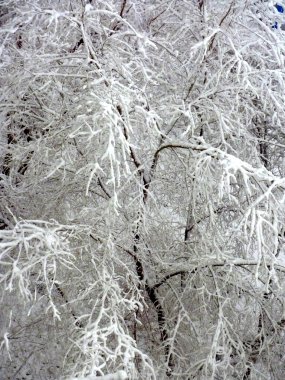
top-left (1, 1), bottom-right (285, 379)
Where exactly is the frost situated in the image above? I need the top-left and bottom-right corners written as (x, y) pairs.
top-left (69, 370), bottom-right (128, 380)
top-left (1, 1), bottom-right (285, 380)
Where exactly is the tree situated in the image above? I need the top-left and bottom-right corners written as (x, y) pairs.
top-left (1, 0), bottom-right (285, 379)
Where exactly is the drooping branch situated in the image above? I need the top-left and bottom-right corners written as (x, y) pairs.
top-left (153, 259), bottom-right (285, 290)
top-left (153, 270), bottom-right (188, 290)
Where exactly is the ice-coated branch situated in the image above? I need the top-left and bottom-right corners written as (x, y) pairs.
top-left (68, 370), bottom-right (128, 380)
top-left (153, 259), bottom-right (285, 290)
top-left (2, 0), bottom-right (285, 379)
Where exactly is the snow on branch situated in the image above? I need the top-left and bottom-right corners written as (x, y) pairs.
top-left (153, 138), bottom-right (285, 198)
top-left (0, 220), bottom-right (83, 314)
top-left (153, 258), bottom-right (285, 290)
top-left (68, 370), bottom-right (128, 380)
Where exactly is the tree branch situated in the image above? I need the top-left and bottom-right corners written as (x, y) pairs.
top-left (153, 259), bottom-right (285, 290)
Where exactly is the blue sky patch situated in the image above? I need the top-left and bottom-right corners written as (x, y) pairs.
top-left (275, 3), bottom-right (284, 13)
